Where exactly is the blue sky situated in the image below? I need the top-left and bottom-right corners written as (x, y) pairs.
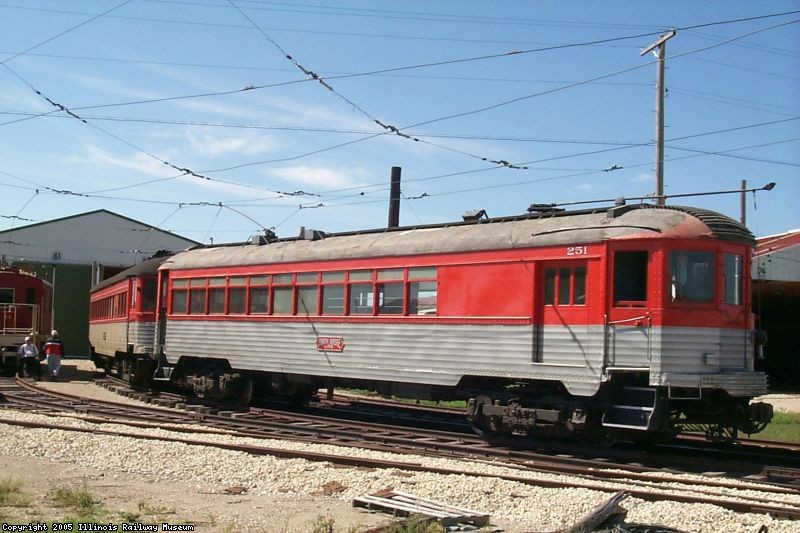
top-left (1, 1), bottom-right (798, 254)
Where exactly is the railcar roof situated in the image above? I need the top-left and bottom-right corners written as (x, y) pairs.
top-left (90, 255), bottom-right (169, 293)
top-left (160, 204), bottom-right (754, 271)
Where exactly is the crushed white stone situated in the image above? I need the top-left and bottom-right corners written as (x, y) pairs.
top-left (0, 408), bottom-right (798, 532)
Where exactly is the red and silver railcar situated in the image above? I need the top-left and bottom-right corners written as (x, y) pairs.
top-left (0, 267), bottom-right (53, 373)
top-left (89, 256), bottom-right (164, 381)
top-left (154, 204), bottom-right (773, 442)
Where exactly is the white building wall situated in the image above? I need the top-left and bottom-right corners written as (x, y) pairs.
top-left (754, 244), bottom-right (800, 283)
top-left (0, 210), bottom-right (197, 267)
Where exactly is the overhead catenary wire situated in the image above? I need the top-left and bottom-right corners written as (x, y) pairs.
top-left (0, 5), bottom-right (796, 240)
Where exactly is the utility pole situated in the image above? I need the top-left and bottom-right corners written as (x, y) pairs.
top-left (641, 29), bottom-right (676, 206)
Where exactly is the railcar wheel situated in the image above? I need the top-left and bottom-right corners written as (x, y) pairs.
top-left (469, 394), bottom-right (504, 438)
top-left (705, 424), bottom-right (737, 445)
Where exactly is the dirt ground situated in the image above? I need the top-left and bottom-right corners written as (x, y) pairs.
top-left (0, 455), bottom-right (391, 532)
top-left (2, 361), bottom-right (397, 532)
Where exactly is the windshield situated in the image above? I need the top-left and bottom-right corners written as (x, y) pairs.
top-left (668, 250), bottom-right (714, 303)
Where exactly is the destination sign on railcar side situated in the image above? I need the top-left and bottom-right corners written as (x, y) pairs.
top-left (316, 336), bottom-right (345, 352)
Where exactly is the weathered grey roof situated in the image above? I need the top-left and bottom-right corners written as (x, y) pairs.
top-left (91, 255), bottom-right (169, 293)
top-left (161, 205), bottom-right (754, 272)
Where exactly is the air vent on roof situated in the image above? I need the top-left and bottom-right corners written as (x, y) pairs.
top-left (462, 209), bottom-right (488, 222)
top-left (299, 227), bottom-right (328, 241)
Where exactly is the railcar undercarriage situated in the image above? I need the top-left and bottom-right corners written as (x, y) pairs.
top-left (464, 378), bottom-right (773, 443)
top-left (170, 357), bottom-right (254, 405)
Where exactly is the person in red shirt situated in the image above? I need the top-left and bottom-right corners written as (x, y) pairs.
top-left (43, 330), bottom-right (65, 381)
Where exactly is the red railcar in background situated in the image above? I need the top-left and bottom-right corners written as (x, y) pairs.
top-left (88, 256), bottom-right (166, 382)
top-left (0, 267), bottom-right (53, 373)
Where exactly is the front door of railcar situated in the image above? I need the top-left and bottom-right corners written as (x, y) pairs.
top-left (605, 249), bottom-right (653, 368)
top-left (535, 260), bottom-right (595, 365)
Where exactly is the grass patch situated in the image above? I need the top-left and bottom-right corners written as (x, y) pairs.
top-left (755, 410), bottom-right (800, 443)
top-left (54, 485), bottom-right (105, 521)
top-left (387, 516), bottom-right (445, 533)
top-left (0, 477), bottom-right (29, 507)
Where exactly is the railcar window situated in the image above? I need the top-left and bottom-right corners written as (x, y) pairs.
top-left (409, 267), bottom-right (436, 280)
top-left (0, 288), bottom-right (13, 304)
top-left (272, 287), bottom-right (292, 314)
top-left (669, 251), bottom-right (713, 303)
top-left (250, 275), bottom-right (269, 285)
top-left (558, 267), bottom-right (571, 304)
top-left (116, 294), bottom-right (127, 317)
top-left (298, 286), bottom-right (319, 314)
top-left (409, 281), bottom-right (437, 315)
top-left (171, 290), bottom-right (187, 314)
top-left (249, 287), bottom-right (269, 314)
top-left (350, 271), bottom-right (372, 282)
top-left (273, 274), bottom-right (292, 284)
top-left (544, 266), bottom-right (586, 306)
top-left (229, 287), bottom-right (246, 314)
top-left (544, 268), bottom-right (556, 305)
top-left (613, 251), bottom-right (648, 305)
top-left (322, 285), bottom-right (344, 315)
top-left (574, 267), bottom-right (587, 304)
top-left (350, 283), bottom-right (373, 314)
top-left (209, 287), bottom-right (225, 314)
top-left (724, 253), bottom-right (743, 305)
top-left (141, 279), bottom-right (156, 311)
top-left (189, 278), bottom-right (206, 288)
top-left (297, 273), bottom-right (318, 284)
top-left (205, 278), bottom-right (225, 314)
top-left (189, 288), bottom-right (206, 314)
top-left (322, 272), bottom-right (345, 282)
top-left (378, 283), bottom-right (403, 314)
top-left (229, 276), bottom-right (247, 286)
top-left (377, 269), bottom-right (403, 281)
top-left (26, 288), bottom-right (36, 305)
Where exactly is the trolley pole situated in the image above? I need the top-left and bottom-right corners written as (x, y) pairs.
top-left (641, 29), bottom-right (676, 206)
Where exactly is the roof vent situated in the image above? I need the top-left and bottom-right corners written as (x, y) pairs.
top-left (299, 226), bottom-right (328, 241)
top-left (462, 209), bottom-right (488, 222)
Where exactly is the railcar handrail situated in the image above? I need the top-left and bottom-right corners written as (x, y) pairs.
top-left (0, 303), bottom-right (39, 336)
top-left (606, 313), bottom-right (650, 326)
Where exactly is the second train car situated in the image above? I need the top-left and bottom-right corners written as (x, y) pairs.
top-left (89, 255), bottom-right (166, 382)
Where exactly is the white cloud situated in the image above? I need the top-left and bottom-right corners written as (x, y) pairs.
top-left (631, 172), bottom-right (653, 183)
top-left (81, 145), bottom-right (178, 178)
top-left (0, 83), bottom-right (50, 113)
top-left (186, 129), bottom-right (281, 157)
top-left (269, 165), bottom-right (369, 191)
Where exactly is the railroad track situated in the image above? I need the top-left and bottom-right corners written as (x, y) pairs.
top-left (2, 375), bottom-right (800, 521)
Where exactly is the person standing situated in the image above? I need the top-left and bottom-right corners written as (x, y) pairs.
top-left (43, 329), bottom-right (65, 381)
top-left (17, 336), bottom-right (41, 380)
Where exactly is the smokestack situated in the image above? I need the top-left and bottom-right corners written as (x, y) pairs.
top-left (388, 166), bottom-right (401, 228)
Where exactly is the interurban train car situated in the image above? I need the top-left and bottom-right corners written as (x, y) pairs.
top-left (0, 267), bottom-right (53, 373)
top-left (149, 204), bottom-right (772, 442)
top-left (89, 255), bottom-right (165, 381)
